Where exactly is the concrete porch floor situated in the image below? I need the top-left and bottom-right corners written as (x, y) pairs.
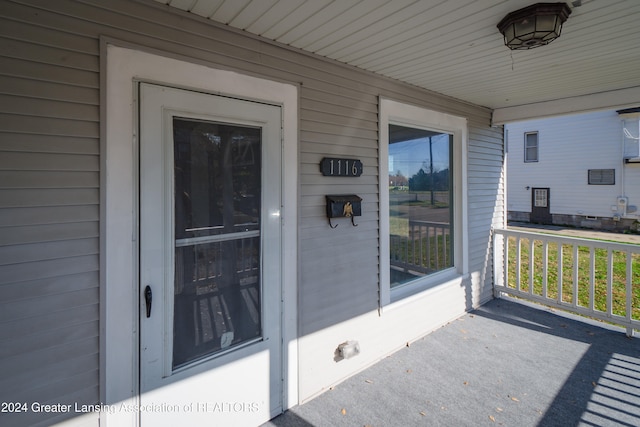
top-left (264, 298), bottom-right (640, 427)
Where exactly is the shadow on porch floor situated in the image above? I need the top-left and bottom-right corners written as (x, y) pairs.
top-left (264, 298), bottom-right (640, 427)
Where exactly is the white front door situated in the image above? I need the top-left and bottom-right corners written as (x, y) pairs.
top-left (139, 82), bottom-right (283, 426)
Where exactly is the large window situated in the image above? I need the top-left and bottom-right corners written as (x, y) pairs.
top-left (388, 125), bottom-right (453, 288)
top-left (379, 99), bottom-right (467, 305)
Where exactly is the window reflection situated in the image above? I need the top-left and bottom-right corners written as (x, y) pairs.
top-left (172, 117), bottom-right (262, 369)
top-left (388, 124), bottom-right (453, 288)
top-left (173, 118), bottom-right (261, 240)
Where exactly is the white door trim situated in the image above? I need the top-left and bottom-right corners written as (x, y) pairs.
top-left (102, 44), bottom-right (298, 426)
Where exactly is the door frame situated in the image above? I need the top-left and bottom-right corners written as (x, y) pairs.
top-left (102, 42), bottom-right (298, 426)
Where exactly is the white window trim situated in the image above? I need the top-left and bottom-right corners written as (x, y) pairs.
top-left (102, 43), bottom-right (298, 426)
top-left (379, 98), bottom-right (468, 308)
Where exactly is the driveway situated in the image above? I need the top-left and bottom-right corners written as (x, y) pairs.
top-left (508, 222), bottom-right (640, 245)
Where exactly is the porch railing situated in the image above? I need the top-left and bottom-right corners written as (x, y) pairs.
top-left (493, 228), bottom-right (640, 336)
top-left (390, 220), bottom-right (450, 275)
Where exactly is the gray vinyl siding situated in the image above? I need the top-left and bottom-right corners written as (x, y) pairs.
top-left (0, 2), bottom-right (100, 426)
top-left (0, 0), bottom-right (504, 425)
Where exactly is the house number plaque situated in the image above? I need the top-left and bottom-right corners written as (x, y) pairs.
top-left (320, 157), bottom-right (363, 177)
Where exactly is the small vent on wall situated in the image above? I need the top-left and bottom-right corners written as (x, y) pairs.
top-left (588, 169), bottom-right (615, 185)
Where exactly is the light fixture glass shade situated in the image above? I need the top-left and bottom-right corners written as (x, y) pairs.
top-left (497, 3), bottom-right (572, 50)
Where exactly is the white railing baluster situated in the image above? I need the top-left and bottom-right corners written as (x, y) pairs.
top-left (419, 225), bottom-right (424, 268)
top-left (492, 228), bottom-right (639, 334)
top-left (529, 238), bottom-right (535, 295)
top-left (405, 229), bottom-right (409, 270)
top-left (542, 240), bottom-right (549, 299)
top-left (442, 225), bottom-right (447, 267)
top-left (572, 244), bottom-right (579, 308)
top-left (501, 232), bottom-right (508, 292)
top-left (435, 226), bottom-right (441, 269)
top-left (626, 251), bottom-right (633, 337)
top-left (607, 249), bottom-right (613, 318)
top-left (426, 226), bottom-right (431, 269)
top-left (589, 248), bottom-right (595, 312)
top-left (515, 237), bottom-right (521, 292)
top-left (557, 243), bottom-right (563, 304)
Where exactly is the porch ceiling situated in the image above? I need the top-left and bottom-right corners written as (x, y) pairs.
top-left (152, 0), bottom-right (640, 123)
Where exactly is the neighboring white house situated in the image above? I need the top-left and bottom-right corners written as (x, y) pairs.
top-left (506, 109), bottom-right (640, 232)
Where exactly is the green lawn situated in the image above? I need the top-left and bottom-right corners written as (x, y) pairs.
top-left (506, 236), bottom-right (640, 321)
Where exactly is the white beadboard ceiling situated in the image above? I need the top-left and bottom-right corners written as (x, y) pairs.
top-left (153, 0), bottom-right (640, 122)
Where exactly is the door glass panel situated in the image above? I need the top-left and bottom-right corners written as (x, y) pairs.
top-left (534, 189), bottom-right (548, 207)
top-left (172, 117), bottom-right (262, 370)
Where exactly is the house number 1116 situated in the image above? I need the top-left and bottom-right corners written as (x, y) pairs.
top-left (320, 157), bottom-right (363, 177)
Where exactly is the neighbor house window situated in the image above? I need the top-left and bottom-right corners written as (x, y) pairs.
top-left (588, 169), bottom-right (615, 185)
top-left (524, 132), bottom-right (538, 162)
top-left (379, 99), bottom-right (467, 305)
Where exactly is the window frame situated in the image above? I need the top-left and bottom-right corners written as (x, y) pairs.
top-left (379, 98), bottom-right (468, 307)
top-left (524, 131), bottom-right (539, 162)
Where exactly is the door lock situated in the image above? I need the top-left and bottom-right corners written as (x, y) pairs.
top-left (144, 285), bottom-right (152, 318)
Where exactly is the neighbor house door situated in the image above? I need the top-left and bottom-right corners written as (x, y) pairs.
top-left (138, 82), bottom-right (283, 426)
top-left (531, 187), bottom-right (552, 224)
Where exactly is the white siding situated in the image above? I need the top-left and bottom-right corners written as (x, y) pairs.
top-left (506, 110), bottom-right (639, 221)
top-left (0, 0), bottom-right (505, 425)
top-left (467, 124), bottom-right (505, 304)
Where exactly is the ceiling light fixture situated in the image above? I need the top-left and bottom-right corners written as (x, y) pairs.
top-left (497, 2), bottom-right (572, 50)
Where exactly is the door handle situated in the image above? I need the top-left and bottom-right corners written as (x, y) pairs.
top-left (144, 285), bottom-right (152, 318)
